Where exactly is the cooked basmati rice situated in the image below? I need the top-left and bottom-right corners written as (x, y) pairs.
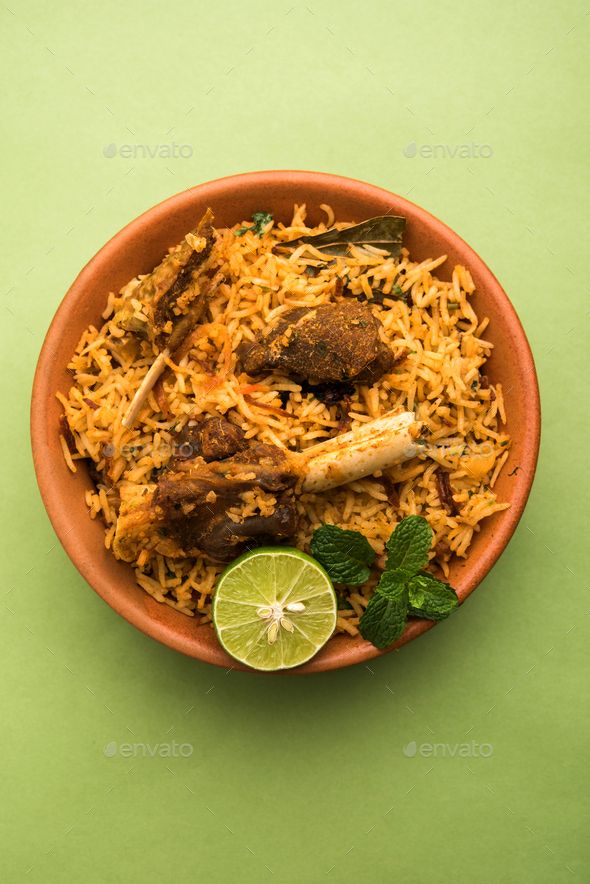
top-left (58, 205), bottom-right (510, 634)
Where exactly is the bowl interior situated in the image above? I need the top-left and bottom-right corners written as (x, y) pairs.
top-left (31, 171), bottom-right (540, 672)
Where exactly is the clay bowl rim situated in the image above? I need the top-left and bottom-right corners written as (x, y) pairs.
top-left (30, 170), bottom-right (540, 673)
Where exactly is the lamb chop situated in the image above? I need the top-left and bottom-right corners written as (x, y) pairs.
top-left (113, 410), bottom-right (421, 563)
top-left (240, 301), bottom-right (395, 384)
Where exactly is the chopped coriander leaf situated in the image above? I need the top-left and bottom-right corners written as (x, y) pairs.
top-left (235, 211), bottom-right (273, 237)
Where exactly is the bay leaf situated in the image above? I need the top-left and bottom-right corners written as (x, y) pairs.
top-left (274, 214), bottom-right (406, 258)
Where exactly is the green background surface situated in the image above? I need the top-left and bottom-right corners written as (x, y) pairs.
top-left (1, 1), bottom-right (588, 881)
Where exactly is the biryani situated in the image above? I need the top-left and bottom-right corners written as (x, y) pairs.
top-left (57, 204), bottom-right (510, 638)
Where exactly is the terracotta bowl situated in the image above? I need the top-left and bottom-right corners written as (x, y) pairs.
top-left (31, 171), bottom-right (540, 673)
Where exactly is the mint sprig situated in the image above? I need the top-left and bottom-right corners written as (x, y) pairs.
top-left (309, 516), bottom-right (459, 649)
top-left (311, 524), bottom-right (375, 586)
top-left (359, 516), bottom-right (459, 649)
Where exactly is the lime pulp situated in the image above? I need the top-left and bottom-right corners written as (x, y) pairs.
top-left (212, 547), bottom-right (337, 671)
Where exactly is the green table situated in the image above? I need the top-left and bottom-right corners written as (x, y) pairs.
top-left (2, 1), bottom-right (588, 881)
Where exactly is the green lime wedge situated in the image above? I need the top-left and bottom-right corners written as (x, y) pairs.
top-left (212, 547), bottom-right (337, 671)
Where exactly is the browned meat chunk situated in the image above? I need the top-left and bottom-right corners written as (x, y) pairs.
top-left (153, 221), bottom-right (214, 331)
top-left (155, 443), bottom-right (298, 560)
top-left (355, 345), bottom-right (397, 385)
top-left (114, 443), bottom-right (299, 562)
top-left (170, 416), bottom-right (247, 465)
top-left (117, 209), bottom-right (215, 342)
top-left (241, 301), bottom-right (394, 383)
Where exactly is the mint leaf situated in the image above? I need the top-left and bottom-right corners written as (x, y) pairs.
top-left (359, 581), bottom-right (408, 649)
top-left (311, 524), bottom-right (375, 585)
top-left (374, 569), bottom-right (407, 599)
top-left (408, 572), bottom-right (459, 621)
top-left (385, 515), bottom-right (432, 579)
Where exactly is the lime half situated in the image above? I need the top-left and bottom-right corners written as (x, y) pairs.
top-left (212, 547), bottom-right (337, 671)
